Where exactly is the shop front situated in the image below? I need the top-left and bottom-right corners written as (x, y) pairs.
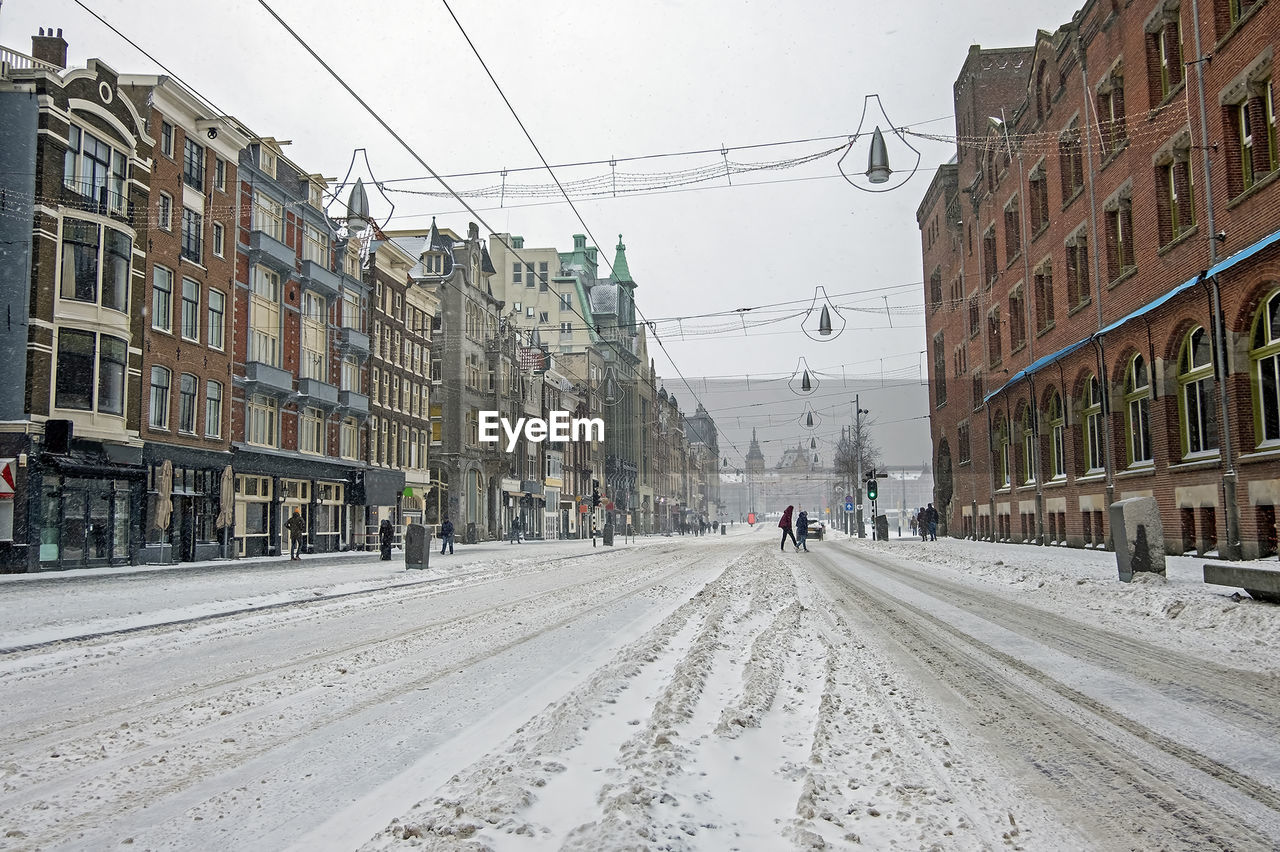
top-left (234, 473), bottom-right (275, 557)
top-left (230, 448), bottom-right (367, 557)
top-left (351, 467), bottom-right (406, 549)
top-left (141, 446), bottom-right (232, 564)
top-left (279, 476), bottom-right (353, 554)
top-left (26, 438), bottom-right (146, 571)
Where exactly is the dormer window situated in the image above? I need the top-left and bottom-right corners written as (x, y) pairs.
top-left (258, 145), bottom-right (277, 179)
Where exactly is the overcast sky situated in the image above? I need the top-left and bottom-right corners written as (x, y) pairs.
top-left (1, 0), bottom-right (1078, 466)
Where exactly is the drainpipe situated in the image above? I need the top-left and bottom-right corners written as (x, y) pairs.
top-left (1078, 32), bottom-right (1117, 536)
top-left (1028, 375), bottom-right (1045, 544)
top-left (1187, 0), bottom-right (1240, 558)
top-left (1208, 273), bottom-right (1240, 557)
top-left (985, 401), bottom-right (997, 540)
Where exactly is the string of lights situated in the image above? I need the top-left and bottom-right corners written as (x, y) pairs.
top-left (61, 0), bottom-right (932, 469)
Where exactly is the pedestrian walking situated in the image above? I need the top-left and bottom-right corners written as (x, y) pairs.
top-left (285, 508), bottom-right (306, 560)
top-left (925, 502), bottom-right (939, 541)
top-left (796, 508), bottom-right (810, 552)
top-left (509, 516), bottom-right (522, 544)
top-left (779, 505), bottom-right (799, 552)
top-left (439, 517), bottom-right (455, 554)
top-left (379, 518), bottom-right (394, 561)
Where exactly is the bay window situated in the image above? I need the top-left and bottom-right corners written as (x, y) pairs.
top-left (60, 218), bottom-right (131, 311)
top-left (56, 330), bottom-right (126, 416)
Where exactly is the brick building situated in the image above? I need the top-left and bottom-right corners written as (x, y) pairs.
top-left (119, 74), bottom-right (250, 563)
top-left (0, 33), bottom-right (151, 570)
top-left (230, 141), bottom-right (372, 556)
top-left (919, 0), bottom-right (1278, 557)
top-left (364, 230), bottom-right (438, 537)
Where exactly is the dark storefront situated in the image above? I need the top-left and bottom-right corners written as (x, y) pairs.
top-left (140, 445), bottom-right (233, 564)
top-left (9, 434), bottom-right (147, 572)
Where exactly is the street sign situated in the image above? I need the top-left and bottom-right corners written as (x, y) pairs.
top-left (844, 500), bottom-right (854, 512)
top-left (578, 504), bottom-right (589, 513)
top-left (844, 494), bottom-right (852, 503)
top-left (0, 459), bottom-right (15, 498)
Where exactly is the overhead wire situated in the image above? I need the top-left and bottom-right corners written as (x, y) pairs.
top-left (69, 0), bottom-right (934, 466)
top-left (436, 0), bottom-right (752, 463)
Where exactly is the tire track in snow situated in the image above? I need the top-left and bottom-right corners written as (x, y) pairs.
top-left (811, 550), bottom-right (1278, 850)
top-left (835, 543), bottom-right (1280, 739)
top-left (0, 546), bottom-right (716, 850)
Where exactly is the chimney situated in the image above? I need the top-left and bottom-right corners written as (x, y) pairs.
top-left (31, 27), bottom-right (68, 70)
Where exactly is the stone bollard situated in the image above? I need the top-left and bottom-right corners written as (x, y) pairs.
top-left (1109, 496), bottom-right (1165, 582)
top-left (405, 524), bottom-right (430, 570)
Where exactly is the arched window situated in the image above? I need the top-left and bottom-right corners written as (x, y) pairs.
top-left (1124, 354), bottom-right (1153, 465)
top-left (1047, 390), bottom-right (1066, 479)
top-left (1021, 404), bottom-right (1037, 485)
top-left (1179, 327), bottom-right (1218, 457)
top-left (1251, 291), bottom-right (1280, 446)
top-left (995, 414), bottom-right (1011, 488)
top-left (1084, 374), bottom-right (1105, 472)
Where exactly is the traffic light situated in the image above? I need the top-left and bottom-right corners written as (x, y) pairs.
top-left (866, 478), bottom-right (878, 501)
top-left (592, 488), bottom-right (600, 508)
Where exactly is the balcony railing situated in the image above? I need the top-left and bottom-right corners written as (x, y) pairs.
top-left (297, 377), bottom-right (339, 408)
top-left (0, 45), bottom-right (61, 74)
top-left (300, 259), bottom-right (341, 299)
top-left (247, 229), bottom-right (295, 275)
top-left (244, 361), bottom-right (294, 396)
top-left (61, 181), bottom-right (128, 218)
top-left (337, 326), bottom-right (370, 355)
top-left (338, 390), bottom-right (369, 416)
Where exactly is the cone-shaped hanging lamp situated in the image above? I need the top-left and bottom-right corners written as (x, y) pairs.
top-left (866, 126), bottom-right (892, 184)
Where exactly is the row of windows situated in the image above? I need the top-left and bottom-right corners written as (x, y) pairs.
top-left (151, 267), bottom-right (225, 349)
top-left (158, 120), bottom-right (229, 194)
top-left (155, 194), bottom-right (225, 265)
top-left (953, 35), bottom-right (1277, 320)
top-left (956, 294), bottom-right (1280, 485)
top-left (368, 416), bottom-right (430, 470)
top-left (512, 261), bottom-right (550, 288)
top-left (370, 368), bottom-right (429, 416)
top-left (371, 321), bottom-right (429, 372)
top-left (148, 368), bottom-right (223, 438)
top-left (242, 394), bottom-right (361, 460)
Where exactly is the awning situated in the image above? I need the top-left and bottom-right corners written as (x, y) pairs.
top-left (351, 468), bottom-right (405, 506)
top-left (984, 223), bottom-right (1280, 404)
top-left (44, 453), bottom-right (146, 480)
top-left (984, 338), bottom-right (1091, 404)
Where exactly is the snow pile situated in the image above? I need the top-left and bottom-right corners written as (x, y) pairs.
top-left (858, 538), bottom-right (1280, 673)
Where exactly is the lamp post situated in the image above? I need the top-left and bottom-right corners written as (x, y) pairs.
top-left (854, 397), bottom-right (869, 538)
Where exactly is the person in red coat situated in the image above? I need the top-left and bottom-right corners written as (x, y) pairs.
top-left (778, 505), bottom-right (799, 552)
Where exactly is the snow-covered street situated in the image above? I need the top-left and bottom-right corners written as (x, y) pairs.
top-left (1, 526), bottom-right (1278, 850)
